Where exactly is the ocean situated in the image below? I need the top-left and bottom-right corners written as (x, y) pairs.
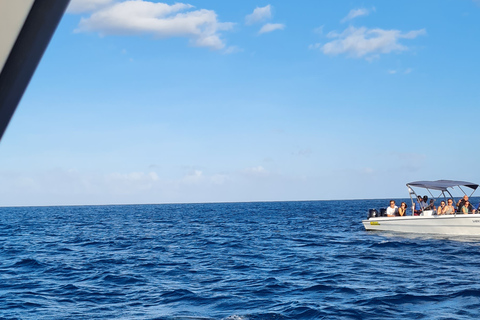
top-left (1, 200), bottom-right (480, 319)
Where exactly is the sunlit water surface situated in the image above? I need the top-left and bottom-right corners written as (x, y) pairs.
top-left (2, 200), bottom-right (480, 319)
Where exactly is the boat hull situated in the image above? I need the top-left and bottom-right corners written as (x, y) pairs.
top-left (362, 214), bottom-right (480, 235)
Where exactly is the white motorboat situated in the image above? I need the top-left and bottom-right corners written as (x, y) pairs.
top-left (362, 180), bottom-right (480, 235)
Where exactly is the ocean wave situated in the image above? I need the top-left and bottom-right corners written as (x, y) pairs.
top-left (3, 201), bottom-right (480, 319)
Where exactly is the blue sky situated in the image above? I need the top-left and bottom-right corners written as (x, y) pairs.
top-left (1, 0), bottom-right (479, 206)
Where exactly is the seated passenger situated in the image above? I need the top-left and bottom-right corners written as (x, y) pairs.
top-left (386, 200), bottom-right (398, 217)
top-left (437, 200), bottom-right (446, 215)
top-left (414, 195), bottom-right (424, 215)
top-left (461, 200), bottom-right (475, 214)
top-left (457, 195), bottom-right (469, 211)
top-left (425, 199), bottom-right (435, 211)
top-left (445, 199), bottom-right (455, 215)
top-left (398, 202), bottom-right (407, 216)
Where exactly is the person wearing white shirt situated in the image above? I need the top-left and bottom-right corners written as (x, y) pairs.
top-left (386, 200), bottom-right (398, 217)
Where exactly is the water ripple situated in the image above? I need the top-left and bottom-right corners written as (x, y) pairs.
top-left (2, 200), bottom-right (480, 319)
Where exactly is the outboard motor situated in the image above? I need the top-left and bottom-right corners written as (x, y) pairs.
top-left (379, 208), bottom-right (387, 217)
top-left (368, 209), bottom-right (378, 219)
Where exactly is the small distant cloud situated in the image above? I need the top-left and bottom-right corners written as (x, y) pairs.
top-left (401, 29), bottom-right (427, 39)
top-left (73, 0), bottom-right (234, 50)
top-left (243, 166), bottom-right (268, 177)
top-left (67, 0), bottom-right (113, 13)
top-left (245, 4), bottom-right (285, 35)
top-left (258, 23), bottom-right (285, 34)
top-left (313, 26), bottom-right (324, 35)
top-left (210, 174), bottom-right (229, 185)
top-left (181, 170), bottom-right (203, 184)
top-left (245, 5), bottom-right (272, 25)
top-left (223, 45), bottom-right (243, 54)
top-left (318, 26), bottom-right (426, 59)
top-left (107, 171), bottom-right (159, 182)
top-left (387, 68), bottom-right (413, 75)
top-left (179, 170), bottom-right (231, 186)
top-left (341, 8), bottom-right (371, 23)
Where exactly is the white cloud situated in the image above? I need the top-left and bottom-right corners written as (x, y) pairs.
top-left (107, 171), bottom-right (159, 182)
top-left (313, 26), bottom-right (324, 35)
top-left (74, 0), bottom-right (234, 50)
top-left (242, 166), bottom-right (269, 178)
top-left (178, 170), bottom-right (230, 186)
top-left (67, 0), bottom-right (114, 13)
top-left (104, 171), bottom-right (159, 194)
top-left (320, 26), bottom-right (426, 59)
top-left (258, 23), bottom-right (285, 34)
top-left (181, 170), bottom-right (203, 185)
top-left (211, 174), bottom-right (229, 185)
top-left (341, 8), bottom-right (370, 23)
top-left (245, 5), bottom-right (272, 25)
top-left (223, 45), bottom-right (243, 55)
top-left (245, 5), bottom-right (285, 35)
top-left (0, 168), bottom-right (233, 206)
top-left (388, 67), bottom-right (413, 75)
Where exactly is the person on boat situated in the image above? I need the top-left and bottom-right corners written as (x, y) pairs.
top-left (457, 195), bottom-right (469, 211)
top-left (460, 200), bottom-right (475, 214)
top-left (414, 195), bottom-right (426, 215)
top-left (386, 200), bottom-right (398, 217)
top-left (398, 202), bottom-right (407, 216)
top-left (445, 199), bottom-right (455, 215)
top-left (424, 199), bottom-right (435, 211)
top-left (437, 200), bottom-right (447, 215)
top-left (414, 195), bottom-right (421, 214)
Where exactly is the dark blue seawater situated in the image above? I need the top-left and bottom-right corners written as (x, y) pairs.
top-left (2, 200), bottom-right (480, 319)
